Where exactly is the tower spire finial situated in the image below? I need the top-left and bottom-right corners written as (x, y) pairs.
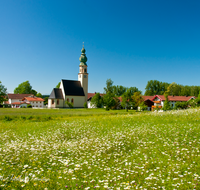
top-left (83, 42), bottom-right (84, 47)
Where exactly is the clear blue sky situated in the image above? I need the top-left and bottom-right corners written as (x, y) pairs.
top-left (1, 0), bottom-right (200, 95)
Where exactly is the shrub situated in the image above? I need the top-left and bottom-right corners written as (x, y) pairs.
top-left (27, 104), bottom-right (32, 108)
top-left (174, 101), bottom-right (188, 110)
top-left (84, 102), bottom-right (88, 108)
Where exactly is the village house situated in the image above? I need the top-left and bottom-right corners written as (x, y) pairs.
top-left (151, 95), bottom-right (196, 110)
top-left (3, 94), bottom-right (44, 108)
top-left (22, 96), bottom-right (44, 108)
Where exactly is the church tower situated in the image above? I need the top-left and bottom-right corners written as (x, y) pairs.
top-left (78, 45), bottom-right (88, 102)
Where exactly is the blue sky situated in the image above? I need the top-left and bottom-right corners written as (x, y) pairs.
top-left (1, 0), bottom-right (200, 95)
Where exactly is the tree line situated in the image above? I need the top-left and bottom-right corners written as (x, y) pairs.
top-left (145, 80), bottom-right (200, 97)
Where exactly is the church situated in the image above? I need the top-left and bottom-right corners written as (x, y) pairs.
top-left (48, 45), bottom-right (88, 108)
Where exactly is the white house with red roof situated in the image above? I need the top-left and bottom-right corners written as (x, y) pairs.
top-left (151, 95), bottom-right (196, 110)
top-left (3, 94), bottom-right (44, 108)
top-left (22, 96), bottom-right (44, 108)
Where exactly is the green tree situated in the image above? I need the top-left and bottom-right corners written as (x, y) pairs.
top-left (14, 81), bottom-right (37, 95)
top-left (132, 92), bottom-right (143, 109)
top-left (121, 89), bottom-right (133, 112)
top-left (162, 93), bottom-right (171, 111)
top-left (56, 82), bottom-right (61, 88)
top-left (44, 97), bottom-right (49, 105)
top-left (36, 93), bottom-right (43, 98)
top-left (103, 91), bottom-right (115, 110)
top-left (139, 101), bottom-right (148, 111)
top-left (104, 79), bottom-right (114, 94)
top-left (0, 81), bottom-right (7, 104)
top-left (144, 80), bottom-right (169, 96)
top-left (90, 93), bottom-right (103, 108)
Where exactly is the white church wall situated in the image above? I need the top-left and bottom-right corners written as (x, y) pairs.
top-left (65, 96), bottom-right (85, 108)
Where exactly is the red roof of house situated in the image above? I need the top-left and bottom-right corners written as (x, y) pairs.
top-left (142, 96), bottom-right (155, 101)
top-left (87, 93), bottom-right (104, 100)
top-left (152, 95), bottom-right (196, 102)
top-left (22, 97), bottom-right (44, 102)
top-left (8, 94), bottom-right (33, 99)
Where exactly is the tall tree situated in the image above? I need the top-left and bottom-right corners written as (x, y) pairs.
top-left (121, 89), bottom-right (134, 112)
top-left (104, 79), bottom-right (114, 94)
top-left (132, 92), bottom-right (143, 109)
top-left (103, 91), bottom-right (115, 110)
top-left (14, 81), bottom-right (37, 95)
top-left (144, 80), bottom-right (169, 96)
top-left (56, 82), bottom-right (61, 88)
top-left (90, 93), bottom-right (103, 108)
top-left (36, 93), bottom-right (43, 98)
top-left (0, 81), bottom-right (7, 104)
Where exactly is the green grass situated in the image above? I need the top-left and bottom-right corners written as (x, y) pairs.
top-left (0, 108), bottom-right (200, 189)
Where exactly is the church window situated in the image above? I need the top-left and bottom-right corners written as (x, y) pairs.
top-left (67, 98), bottom-right (69, 102)
top-left (79, 75), bottom-right (81, 78)
top-left (84, 68), bottom-right (87, 72)
top-left (84, 75), bottom-right (87, 78)
top-left (71, 98), bottom-right (74, 104)
top-left (57, 99), bottom-right (59, 105)
top-left (52, 99), bottom-right (54, 104)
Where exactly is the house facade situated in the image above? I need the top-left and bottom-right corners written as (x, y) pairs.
top-left (151, 95), bottom-right (196, 110)
top-left (22, 96), bottom-right (44, 108)
top-left (48, 45), bottom-right (88, 108)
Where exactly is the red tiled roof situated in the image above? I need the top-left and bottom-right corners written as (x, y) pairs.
top-left (8, 94), bottom-right (33, 99)
top-left (142, 96), bottom-right (154, 101)
top-left (152, 95), bottom-right (196, 102)
top-left (87, 93), bottom-right (104, 100)
top-left (22, 97), bottom-right (44, 102)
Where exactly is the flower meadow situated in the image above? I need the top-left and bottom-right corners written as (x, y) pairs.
top-left (0, 108), bottom-right (200, 189)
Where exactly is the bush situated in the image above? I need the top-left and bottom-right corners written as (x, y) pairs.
top-left (84, 102), bottom-right (88, 108)
top-left (174, 101), bottom-right (188, 110)
top-left (27, 104), bottom-right (32, 108)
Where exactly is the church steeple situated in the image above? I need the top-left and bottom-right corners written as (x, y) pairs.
top-left (78, 43), bottom-right (88, 103)
top-left (79, 44), bottom-right (88, 66)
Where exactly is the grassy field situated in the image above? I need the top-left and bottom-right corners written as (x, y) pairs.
top-left (0, 108), bottom-right (200, 189)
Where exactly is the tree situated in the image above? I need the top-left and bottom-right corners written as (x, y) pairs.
top-left (90, 93), bottom-right (103, 108)
top-left (14, 81), bottom-right (37, 95)
top-left (132, 92), bottom-right (143, 109)
top-left (121, 89), bottom-right (133, 112)
top-left (44, 97), bottom-right (49, 105)
top-left (145, 80), bottom-right (170, 96)
top-left (139, 101), bottom-right (148, 111)
top-left (0, 81), bottom-right (7, 104)
top-left (104, 79), bottom-right (114, 94)
top-left (162, 93), bottom-right (171, 111)
top-left (36, 93), bottom-right (43, 98)
top-left (56, 82), bottom-right (61, 88)
top-left (103, 91), bottom-right (115, 110)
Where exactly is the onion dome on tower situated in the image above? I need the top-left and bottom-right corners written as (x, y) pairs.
top-left (79, 45), bottom-right (88, 66)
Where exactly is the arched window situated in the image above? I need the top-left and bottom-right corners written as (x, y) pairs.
top-left (52, 99), bottom-right (54, 104)
top-left (67, 98), bottom-right (69, 102)
top-left (57, 99), bottom-right (59, 105)
top-left (84, 68), bottom-right (87, 72)
top-left (71, 98), bottom-right (74, 104)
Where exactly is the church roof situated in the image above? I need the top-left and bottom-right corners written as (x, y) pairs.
top-left (49, 88), bottom-right (64, 99)
top-left (62, 80), bottom-right (85, 96)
